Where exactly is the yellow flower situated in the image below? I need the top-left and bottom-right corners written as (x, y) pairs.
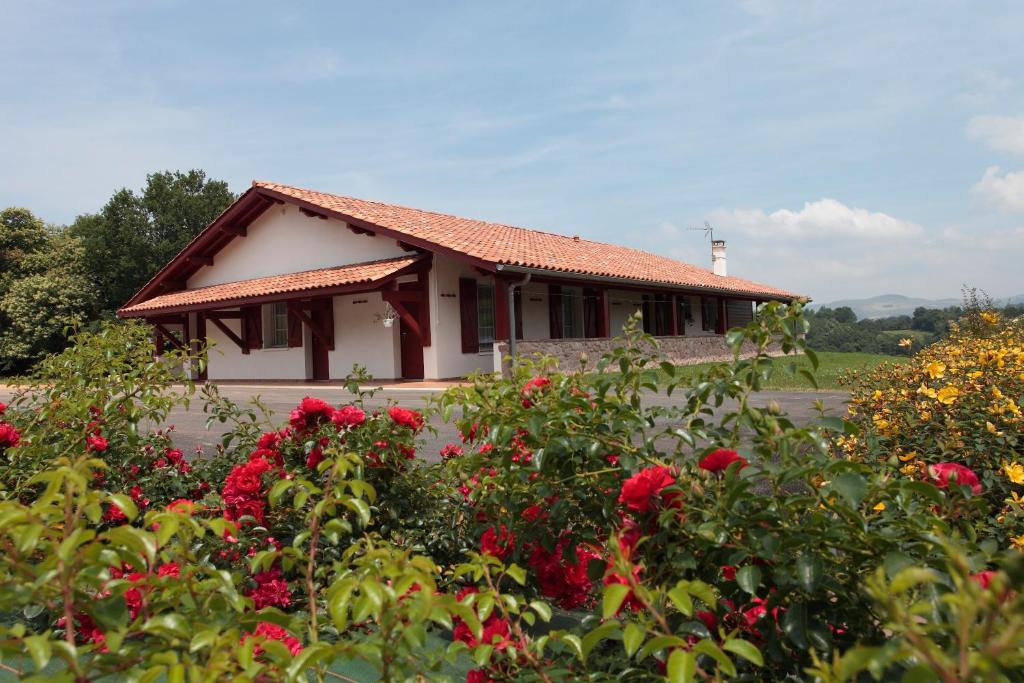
top-left (986, 421), bottom-right (997, 433)
top-left (917, 385), bottom-right (937, 399)
top-left (872, 390), bottom-right (883, 400)
top-left (1003, 462), bottom-right (1024, 485)
top-left (926, 361), bottom-right (946, 379)
top-left (898, 338), bottom-right (913, 348)
top-left (1012, 534), bottom-right (1024, 552)
top-left (900, 463), bottom-right (919, 476)
top-left (936, 385), bottom-right (959, 405)
top-left (873, 502), bottom-right (886, 512)
top-left (968, 370), bottom-right (983, 379)
top-left (898, 451), bottom-right (918, 462)
top-left (981, 311), bottom-right (1000, 324)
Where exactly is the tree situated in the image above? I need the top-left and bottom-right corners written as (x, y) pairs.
top-left (0, 208), bottom-right (49, 284)
top-left (70, 170), bottom-right (235, 314)
top-left (833, 306), bottom-right (857, 323)
top-left (0, 228), bottom-right (97, 374)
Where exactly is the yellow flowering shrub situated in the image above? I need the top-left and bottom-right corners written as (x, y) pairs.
top-left (839, 310), bottom-right (1024, 542)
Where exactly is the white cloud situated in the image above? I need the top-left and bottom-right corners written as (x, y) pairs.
top-left (967, 115), bottom-right (1024, 156)
top-left (709, 198), bottom-right (923, 241)
top-left (972, 166), bottom-right (1024, 212)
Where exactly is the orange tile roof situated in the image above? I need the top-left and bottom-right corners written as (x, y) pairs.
top-left (254, 181), bottom-right (802, 300)
top-left (121, 255), bottom-right (424, 315)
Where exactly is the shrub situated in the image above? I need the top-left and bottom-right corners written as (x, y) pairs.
top-left (838, 309), bottom-right (1024, 547)
top-left (0, 307), bottom-right (1020, 681)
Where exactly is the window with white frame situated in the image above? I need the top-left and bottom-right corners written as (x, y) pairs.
top-left (263, 302), bottom-right (289, 348)
top-left (477, 283), bottom-right (496, 351)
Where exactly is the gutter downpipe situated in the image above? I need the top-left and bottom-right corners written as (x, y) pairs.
top-left (506, 272), bottom-right (531, 366)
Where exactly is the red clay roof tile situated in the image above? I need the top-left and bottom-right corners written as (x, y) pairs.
top-left (121, 255), bottom-right (423, 315)
top-left (253, 181), bottom-right (802, 300)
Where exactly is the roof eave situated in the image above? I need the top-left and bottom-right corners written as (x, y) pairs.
top-left (493, 264), bottom-right (804, 302)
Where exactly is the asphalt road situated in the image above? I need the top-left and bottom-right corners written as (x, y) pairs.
top-left (1, 384), bottom-right (848, 462)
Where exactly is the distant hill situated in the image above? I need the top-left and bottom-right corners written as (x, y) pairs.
top-left (811, 293), bottom-right (1024, 319)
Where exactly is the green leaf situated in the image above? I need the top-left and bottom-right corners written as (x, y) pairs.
top-left (667, 585), bottom-right (693, 616)
top-left (722, 638), bottom-right (764, 666)
top-left (529, 601), bottom-right (552, 623)
top-left (24, 634), bottom-right (51, 670)
top-left (623, 623), bottom-right (644, 657)
top-left (268, 479), bottom-right (294, 506)
top-left (781, 602), bottom-right (809, 650)
top-left (693, 639), bottom-right (736, 676)
top-left (666, 648), bottom-right (696, 683)
top-left (108, 493), bottom-right (139, 521)
top-left (602, 583), bottom-right (631, 619)
top-left (505, 564), bottom-right (527, 586)
top-left (736, 565), bottom-right (762, 595)
top-left (831, 473), bottom-right (867, 507)
top-left (795, 555), bottom-right (823, 593)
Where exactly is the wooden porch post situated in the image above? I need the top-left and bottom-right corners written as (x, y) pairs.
top-left (669, 294), bottom-right (679, 336)
top-left (194, 312), bottom-right (208, 381)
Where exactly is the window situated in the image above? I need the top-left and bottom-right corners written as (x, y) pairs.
top-left (701, 297), bottom-right (719, 332)
top-left (677, 297), bottom-right (692, 335)
top-left (562, 286), bottom-right (581, 338)
top-left (477, 283), bottom-right (496, 352)
top-left (264, 302), bottom-right (289, 348)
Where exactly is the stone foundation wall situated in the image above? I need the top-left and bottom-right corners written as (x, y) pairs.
top-left (495, 335), bottom-right (780, 376)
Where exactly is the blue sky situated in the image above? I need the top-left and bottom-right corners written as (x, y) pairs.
top-left (2, 1), bottom-right (1022, 302)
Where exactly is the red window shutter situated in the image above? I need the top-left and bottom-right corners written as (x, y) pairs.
top-left (548, 285), bottom-right (563, 339)
top-left (243, 306), bottom-right (262, 350)
top-left (459, 278), bottom-right (479, 353)
top-left (286, 303), bottom-right (303, 348)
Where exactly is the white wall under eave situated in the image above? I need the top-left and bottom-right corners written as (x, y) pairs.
top-left (204, 314), bottom-right (307, 381)
top-left (520, 283), bottom-right (550, 340)
top-left (187, 203), bottom-right (408, 288)
top-left (329, 292), bottom-right (400, 381)
top-left (425, 255), bottom-right (499, 379)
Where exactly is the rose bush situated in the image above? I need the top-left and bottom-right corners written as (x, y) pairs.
top-left (0, 307), bottom-right (1020, 681)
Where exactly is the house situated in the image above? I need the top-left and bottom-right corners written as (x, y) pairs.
top-left (117, 181), bottom-right (802, 381)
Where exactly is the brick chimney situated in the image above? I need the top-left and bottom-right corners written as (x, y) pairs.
top-left (711, 239), bottom-right (727, 276)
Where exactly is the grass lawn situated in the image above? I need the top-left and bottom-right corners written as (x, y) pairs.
top-left (663, 351), bottom-right (909, 391)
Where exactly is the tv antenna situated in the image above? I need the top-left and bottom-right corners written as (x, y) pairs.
top-left (688, 221), bottom-right (715, 243)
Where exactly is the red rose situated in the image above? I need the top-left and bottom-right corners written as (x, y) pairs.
top-left (86, 434), bottom-right (108, 453)
top-left (699, 448), bottom-right (748, 473)
top-left (520, 376), bottom-right (551, 408)
top-left (388, 406), bottom-right (424, 431)
top-left (970, 570), bottom-right (998, 590)
top-left (157, 563), bottom-right (180, 578)
top-left (721, 565), bottom-right (737, 581)
top-left (103, 504), bottom-right (127, 524)
top-left (167, 499), bottom-right (196, 515)
top-left (228, 499), bottom-right (266, 525)
top-left (480, 525), bottom-right (515, 560)
top-left (466, 669), bottom-right (495, 683)
top-left (618, 466), bottom-right (678, 514)
top-left (929, 463), bottom-right (982, 495)
top-left (306, 447), bottom-right (323, 470)
top-left (440, 443), bottom-right (464, 460)
top-left (0, 402), bottom-right (5, 415)
top-left (454, 615), bottom-right (511, 649)
top-left (332, 405), bottom-right (366, 429)
top-left (0, 423), bottom-right (21, 449)
top-left (243, 622), bottom-right (302, 656)
top-left (289, 396), bottom-right (335, 432)
top-left (232, 470), bottom-right (262, 496)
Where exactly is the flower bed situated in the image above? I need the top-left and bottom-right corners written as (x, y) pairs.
top-left (0, 308), bottom-right (1020, 681)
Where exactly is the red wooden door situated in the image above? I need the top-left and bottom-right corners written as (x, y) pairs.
top-left (399, 300), bottom-right (424, 379)
top-left (310, 306), bottom-right (330, 381)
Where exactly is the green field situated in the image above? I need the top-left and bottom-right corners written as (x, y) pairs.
top-left (663, 351), bottom-right (909, 391)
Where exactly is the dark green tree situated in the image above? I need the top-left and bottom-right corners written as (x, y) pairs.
top-left (69, 170), bottom-right (235, 314)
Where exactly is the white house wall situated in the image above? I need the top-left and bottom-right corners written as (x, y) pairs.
top-left (188, 204), bottom-right (407, 289)
top-left (425, 256), bottom-right (496, 379)
top-left (329, 292), bottom-right (400, 381)
top-left (204, 314), bottom-right (307, 381)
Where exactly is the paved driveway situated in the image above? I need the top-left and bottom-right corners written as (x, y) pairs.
top-left (1, 384), bottom-right (848, 462)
